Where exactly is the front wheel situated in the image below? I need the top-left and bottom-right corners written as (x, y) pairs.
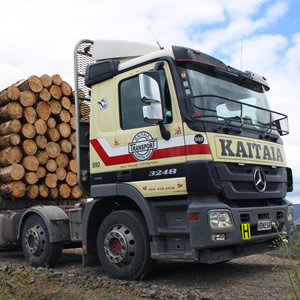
top-left (21, 214), bottom-right (62, 267)
top-left (97, 210), bottom-right (153, 280)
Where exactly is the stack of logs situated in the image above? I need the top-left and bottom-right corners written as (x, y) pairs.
top-left (0, 75), bottom-right (83, 201)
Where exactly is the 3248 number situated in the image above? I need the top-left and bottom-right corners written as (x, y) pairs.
top-left (149, 168), bottom-right (177, 176)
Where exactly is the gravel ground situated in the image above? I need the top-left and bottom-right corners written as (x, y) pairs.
top-left (0, 248), bottom-right (296, 300)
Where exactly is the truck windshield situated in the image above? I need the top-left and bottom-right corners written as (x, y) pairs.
top-left (177, 62), bottom-right (288, 136)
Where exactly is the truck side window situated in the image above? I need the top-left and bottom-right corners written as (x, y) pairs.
top-left (119, 69), bottom-right (172, 130)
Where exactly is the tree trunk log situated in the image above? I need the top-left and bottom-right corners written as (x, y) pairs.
top-left (36, 166), bottom-right (46, 179)
top-left (61, 81), bottom-right (72, 96)
top-left (0, 181), bottom-right (26, 199)
top-left (60, 139), bottom-right (72, 153)
top-left (22, 139), bottom-right (37, 156)
top-left (61, 96), bottom-right (71, 110)
top-left (36, 151), bottom-right (49, 165)
top-left (70, 116), bottom-right (76, 130)
top-left (17, 76), bottom-right (43, 93)
top-left (59, 109), bottom-right (71, 123)
top-left (21, 123), bottom-right (36, 139)
top-left (39, 88), bottom-right (51, 102)
top-left (50, 85), bottom-right (62, 100)
top-left (0, 164), bottom-right (25, 182)
top-left (0, 134), bottom-right (21, 149)
top-left (35, 135), bottom-right (48, 149)
top-left (68, 159), bottom-right (77, 173)
top-left (0, 102), bottom-right (23, 121)
top-left (24, 172), bottom-right (38, 185)
top-left (59, 183), bottom-right (71, 199)
top-left (20, 91), bottom-right (36, 107)
top-left (45, 173), bottom-right (57, 188)
top-left (47, 128), bottom-right (60, 141)
top-left (49, 100), bottom-right (62, 115)
top-left (58, 123), bottom-right (71, 138)
top-left (71, 185), bottom-right (83, 199)
top-left (36, 102), bottom-right (51, 120)
top-left (45, 159), bottom-right (57, 172)
top-left (70, 132), bottom-right (76, 146)
top-left (0, 146), bottom-right (23, 166)
top-left (49, 187), bottom-right (59, 199)
top-left (39, 184), bottom-right (49, 198)
top-left (66, 171), bottom-right (77, 186)
top-left (52, 74), bottom-right (62, 86)
top-left (34, 119), bottom-right (47, 135)
top-left (55, 153), bottom-right (69, 168)
top-left (0, 119), bottom-right (22, 135)
top-left (56, 167), bottom-right (66, 181)
top-left (27, 184), bottom-right (39, 199)
top-left (47, 117), bottom-right (56, 129)
top-left (0, 86), bottom-right (20, 106)
top-left (46, 141), bottom-right (61, 158)
top-left (24, 107), bottom-right (37, 124)
top-left (70, 104), bottom-right (75, 116)
top-left (40, 74), bottom-right (52, 88)
top-left (22, 155), bottom-right (39, 171)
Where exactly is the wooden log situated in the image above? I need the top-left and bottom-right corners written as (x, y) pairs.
top-left (56, 167), bottom-right (66, 181)
top-left (49, 100), bottom-right (62, 115)
top-left (55, 153), bottom-right (69, 168)
top-left (70, 104), bottom-right (75, 116)
top-left (20, 91), bottom-right (36, 107)
top-left (59, 183), bottom-right (71, 199)
top-left (46, 141), bottom-right (61, 158)
top-left (0, 86), bottom-right (20, 107)
top-left (61, 96), bottom-right (71, 110)
top-left (36, 151), bottom-right (49, 165)
top-left (35, 135), bottom-right (48, 149)
top-left (50, 85), bottom-right (62, 100)
top-left (24, 172), bottom-right (38, 185)
top-left (34, 119), bottom-right (47, 135)
top-left (0, 146), bottom-right (23, 166)
top-left (66, 171), bottom-right (77, 187)
top-left (39, 184), bottom-right (49, 198)
top-left (36, 166), bottom-right (46, 179)
top-left (36, 102), bottom-right (51, 120)
top-left (59, 109), bottom-right (71, 123)
top-left (68, 159), bottom-right (77, 173)
top-left (0, 134), bottom-right (21, 149)
top-left (60, 139), bottom-right (72, 153)
top-left (21, 123), bottom-right (36, 139)
top-left (47, 117), bottom-right (56, 129)
top-left (0, 181), bottom-right (26, 199)
top-left (24, 107), bottom-right (37, 124)
top-left (0, 164), bottom-right (25, 182)
top-left (71, 147), bottom-right (77, 159)
top-left (58, 123), bottom-right (71, 138)
top-left (17, 76), bottom-right (43, 93)
top-left (0, 119), bottom-right (22, 135)
top-left (70, 116), bottom-right (76, 130)
top-left (39, 88), bottom-right (51, 102)
top-left (27, 184), bottom-right (39, 199)
top-left (45, 173), bottom-right (57, 188)
top-left (45, 159), bottom-right (57, 172)
top-left (22, 139), bottom-right (37, 156)
top-left (71, 185), bottom-right (83, 199)
top-left (47, 128), bottom-right (60, 141)
top-left (22, 155), bottom-right (39, 171)
top-left (40, 74), bottom-right (52, 88)
top-left (49, 187), bottom-right (59, 199)
top-left (61, 81), bottom-right (72, 96)
top-left (52, 74), bottom-right (62, 86)
top-left (0, 102), bottom-right (23, 121)
top-left (70, 132), bottom-right (76, 146)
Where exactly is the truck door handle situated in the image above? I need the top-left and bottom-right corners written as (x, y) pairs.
top-left (117, 170), bottom-right (132, 181)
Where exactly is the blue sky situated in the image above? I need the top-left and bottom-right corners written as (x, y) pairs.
top-left (0, 0), bottom-right (299, 203)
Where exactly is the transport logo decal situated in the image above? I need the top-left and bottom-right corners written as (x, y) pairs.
top-left (128, 132), bottom-right (158, 161)
top-left (254, 168), bottom-right (267, 192)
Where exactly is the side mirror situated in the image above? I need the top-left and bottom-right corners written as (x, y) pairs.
top-left (139, 72), bottom-right (163, 123)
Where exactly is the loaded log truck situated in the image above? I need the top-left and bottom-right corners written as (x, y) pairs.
top-left (0, 39), bottom-right (294, 280)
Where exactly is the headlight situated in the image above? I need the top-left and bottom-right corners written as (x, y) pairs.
top-left (208, 210), bottom-right (234, 230)
top-left (288, 206), bottom-right (294, 223)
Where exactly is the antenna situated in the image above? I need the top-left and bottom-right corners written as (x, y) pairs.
top-left (147, 26), bottom-right (164, 50)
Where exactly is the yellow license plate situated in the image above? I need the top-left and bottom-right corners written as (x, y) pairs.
top-left (241, 223), bottom-right (251, 240)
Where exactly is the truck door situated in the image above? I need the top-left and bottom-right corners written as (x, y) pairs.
top-left (89, 61), bottom-right (187, 198)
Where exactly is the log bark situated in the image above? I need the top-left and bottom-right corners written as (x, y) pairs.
top-left (50, 85), bottom-right (62, 100)
top-left (0, 164), bottom-right (25, 182)
top-left (0, 146), bottom-right (23, 166)
top-left (22, 139), bottom-right (37, 156)
top-left (36, 166), bottom-right (46, 179)
top-left (36, 102), bottom-right (51, 120)
top-left (37, 151), bottom-right (49, 165)
top-left (35, 135), bottom-right (48, 149)
top-left (40, 74), bottom-right (52, 88)
top-left (0, 134), bottom-right (20, 149)
top-left (61, 81), bottom-right (72, 96)
top-left (47, 117), bottom-right (56, 129)
top-left (20, 91), bottom-right (36, 107)
top-left (58, 123), bottom-right (71, 138)
top-left (0, 181), bottom-right (26, 199)
top-left (55, 153), bottom-right (69, 168)
top-left (39, 184), bottom-right (49, 198)
top-left (45, 159), bottom-right (57, 172)
top-left (21, 123), bottom-right (36, 139)
top-left (71, 185), bottom-right (83, 199)
top-left (24, 172), bottom-right (38, 185)
top-left (46, 141), bottom-right (61, 158)
top-left (0, 119), bottom-right (22, 135)
top-left (24, 107), bottom-right (37, 124)
top-left (56, 167), bottom-right (66, 181)
top-left (61, 96), bottom-right (71, 110)
top-left (27, 184), bottom-right (39, 199)
top-left (49, 100), bottom-right (62, 115)
top-left (52, 74), bottom-right (62, 86)
top-left (22, 155), bottom-right (39, 171)
top-left (59, 183), bottom-right (71, 199)
top-left (47, 128), bottom-right (60, 141)
top-left (66, 171), bottom-right (77, 186)
top-left (45, 173), bottom-right (57, 188)
top-left (0, 86), bottom-right (20, 106)
top-left (34, 119), bottom-right (47, 135)
top-left (60, 139), bottom-right (72, 153)
top-left (0, 103), bottom-right (23, 121)
top-left (17, 76), bottom-right (43, 93)
top-left (39, 88), bottom-right (51, 102)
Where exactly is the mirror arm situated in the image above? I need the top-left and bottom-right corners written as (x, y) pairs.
top-left (159, 122), bottom-right (170, 140)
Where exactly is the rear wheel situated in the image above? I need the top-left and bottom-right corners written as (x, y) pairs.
top-left (97, 210), bottom-right (152, 280)
top-left (21, 214), bottom-right (62, 267)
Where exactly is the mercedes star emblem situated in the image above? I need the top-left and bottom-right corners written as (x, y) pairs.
top-left (254, 168), bottom-right (267, 192)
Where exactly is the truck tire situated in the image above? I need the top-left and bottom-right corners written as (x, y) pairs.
top-left (21, 214), bottom-right (62, 267)
top-left (97, 210), bottom-right (153, 280)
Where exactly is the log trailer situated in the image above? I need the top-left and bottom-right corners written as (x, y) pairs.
top-left (0, 39), bottom-right (295, 280)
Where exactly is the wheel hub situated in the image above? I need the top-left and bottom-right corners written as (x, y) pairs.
top-left (104, 224), bottom-right (136, 266)
top-left (24, 224), bottom-right (46, 256)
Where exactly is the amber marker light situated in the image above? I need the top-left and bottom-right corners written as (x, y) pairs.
top-left (188, 213), bottom-right (199, 221)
